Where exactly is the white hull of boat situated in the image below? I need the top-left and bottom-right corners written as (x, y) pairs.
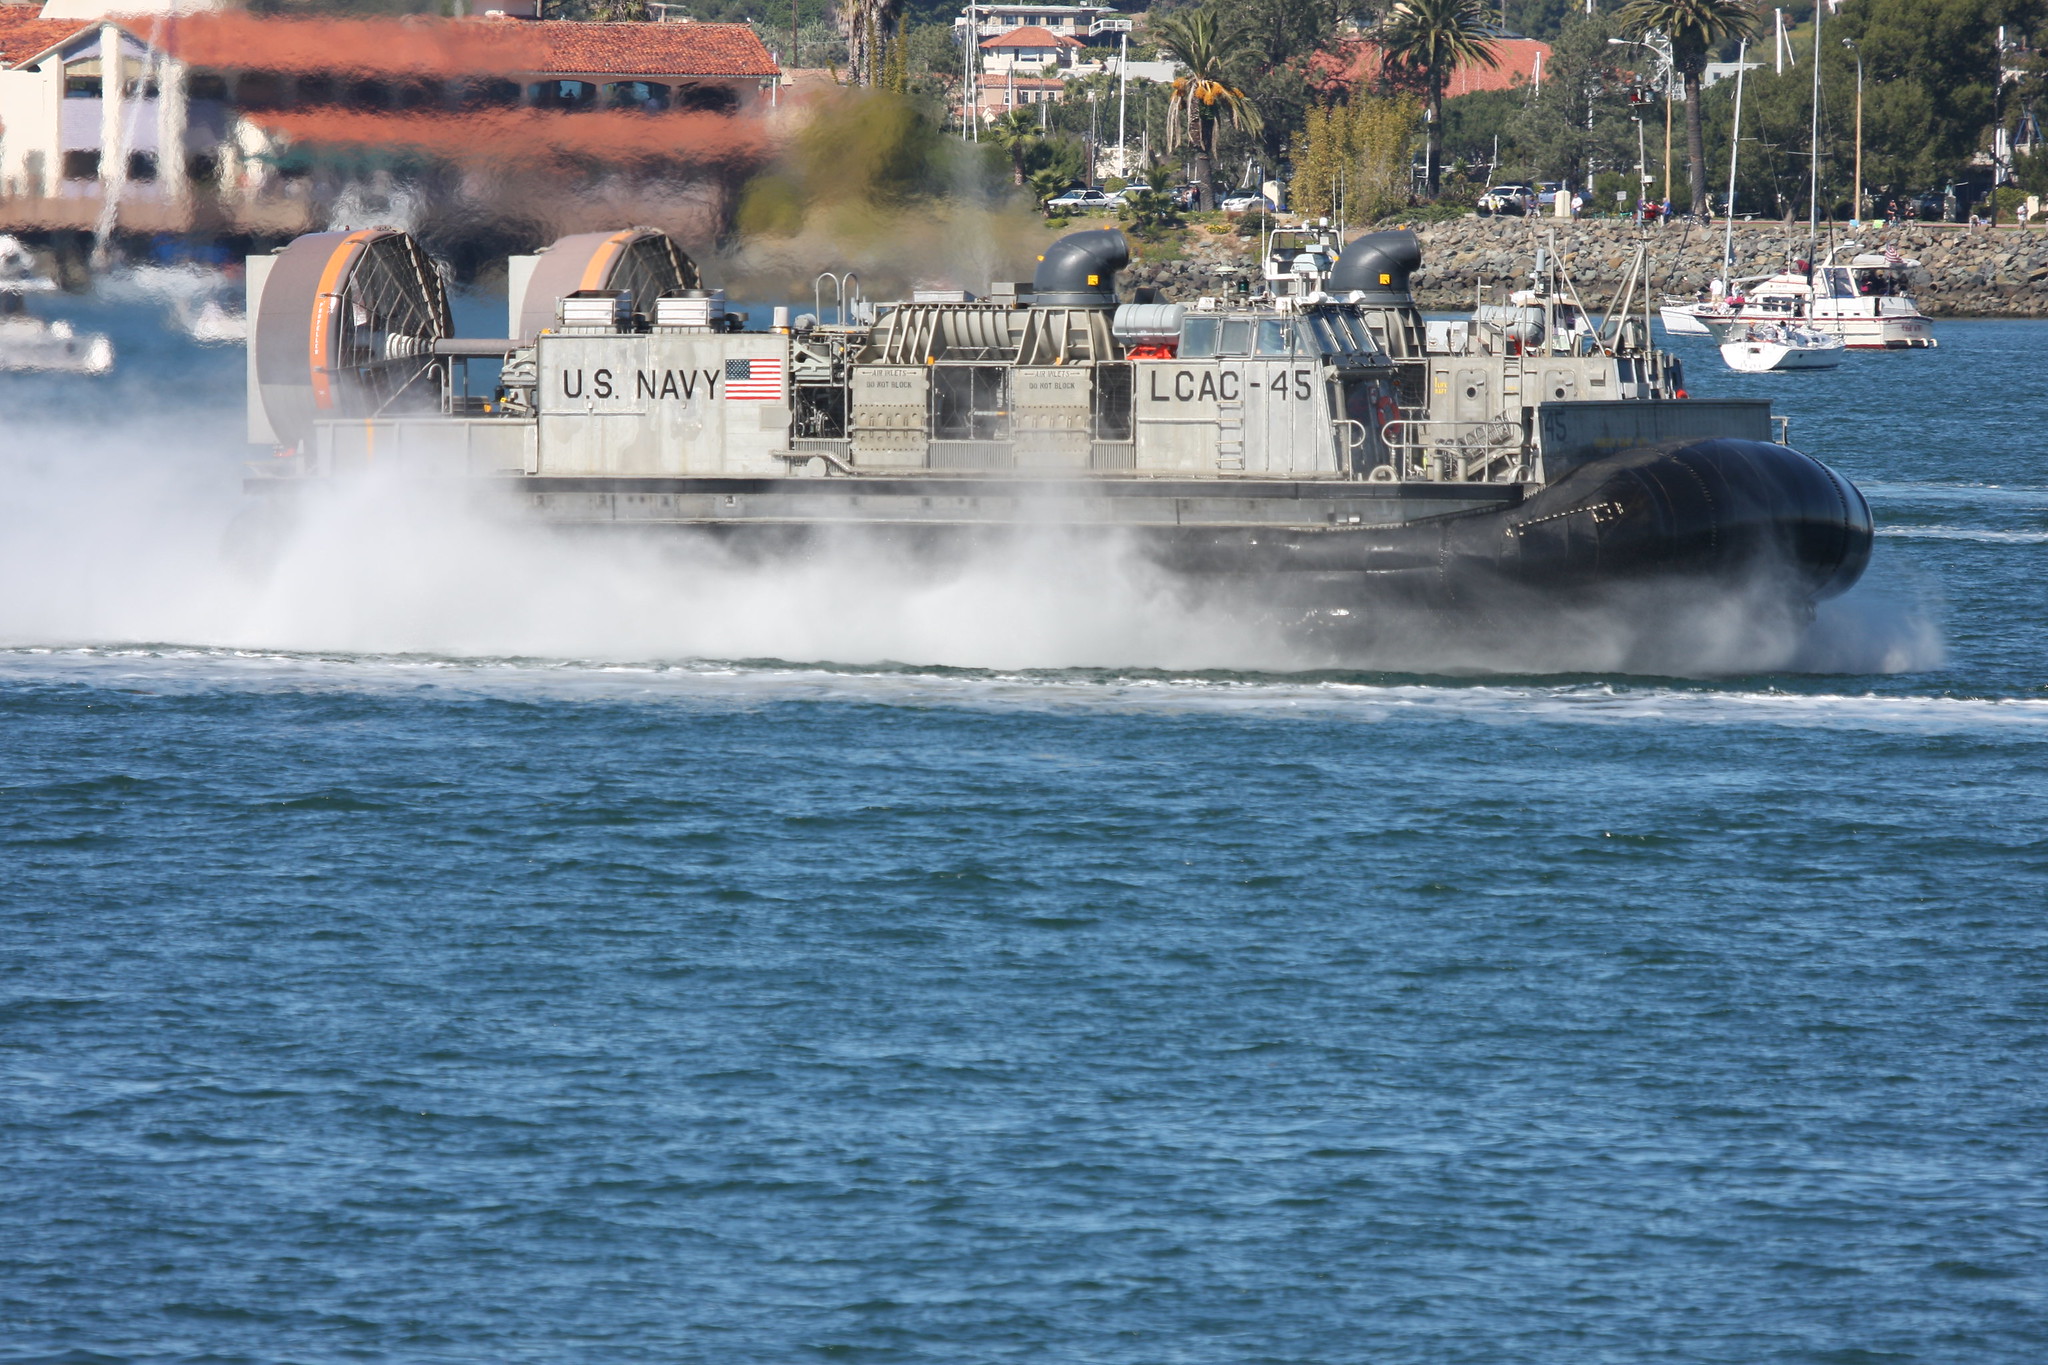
top-left (1720, 338), bottom-right (1845, 372)
top-left (0, 315), bottom-right (114, 374)
top-left (1659, 304), bottom-right (1716, 336)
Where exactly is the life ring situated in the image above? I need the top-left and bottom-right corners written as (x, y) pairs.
top-left (1373, 393), bottom-right (1399, 435)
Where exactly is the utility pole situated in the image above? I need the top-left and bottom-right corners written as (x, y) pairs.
top-left (1663, 67), bottom-right (1673, 205)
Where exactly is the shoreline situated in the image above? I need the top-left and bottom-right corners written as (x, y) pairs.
top-left (1121, 215), bottom-right (2048, 319)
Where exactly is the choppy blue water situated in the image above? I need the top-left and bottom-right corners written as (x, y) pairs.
top-left (2, 292), bottom-right (2045, 1364)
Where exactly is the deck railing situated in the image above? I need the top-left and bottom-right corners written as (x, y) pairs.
top-left (1379, 418), bottom-right (1529, 484)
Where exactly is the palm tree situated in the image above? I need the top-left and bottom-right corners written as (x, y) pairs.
top-left (842, 0), bottom-right (898, 87)
top-left (1378, 0), bottom-right (1499, 197)
top-left (987, 108), bottom-right (1040, 186)
top-left (1149, 10), bottom-right (1262, 210)
top-left (1619, 0), bottom-right (1757, 216)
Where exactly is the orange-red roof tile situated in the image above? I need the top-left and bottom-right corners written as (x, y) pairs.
top-left (5, 15), bottom-right (779, 79)
top-left (0, 15), bottom-right (85, 66)
top-left (1328, 37), bottom-right (1551, 98)
top-left (980, 26), bottom-right (1083, 50)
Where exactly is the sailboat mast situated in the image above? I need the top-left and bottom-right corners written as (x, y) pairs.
top-left (1723, 40), bottom-right (1748, 290)
top-left (1807, 1), bottom-right (1823, 270)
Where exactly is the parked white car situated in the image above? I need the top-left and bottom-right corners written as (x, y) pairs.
top-left (1045, 187), bottom-right (1116, 209)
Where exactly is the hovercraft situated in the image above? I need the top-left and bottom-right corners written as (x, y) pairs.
top-left (237, 224), bottom-right (1871, 605)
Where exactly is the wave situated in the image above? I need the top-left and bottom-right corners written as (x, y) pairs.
top-left (1861, 481), bottom-right (2048, 507)
top-left (3, 645), bottom-right (2036, 733)
top-left (0, 423), bottom-right (1946, 680)
top-left (1875, 524), bottom-right (2048, 543)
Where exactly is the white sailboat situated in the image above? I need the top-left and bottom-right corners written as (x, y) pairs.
top-left (1719, 320), bottom-right (1845, 372)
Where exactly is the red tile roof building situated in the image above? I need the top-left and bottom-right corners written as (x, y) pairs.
top-left (0, 14), bottom-right (781, 235)
top-left (1326, 36), bottom-right (1552, 99)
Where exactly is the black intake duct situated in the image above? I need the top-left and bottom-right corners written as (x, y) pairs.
top-left (1328, 230), bottom-right (1422, 302)
top-left (1032, 229), bottom-right (1130, 307)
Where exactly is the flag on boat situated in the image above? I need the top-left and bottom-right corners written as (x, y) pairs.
top-left (1883, 244), bottom-right (1905, 266)
top-left (724, 357), bottom-right (783, 400)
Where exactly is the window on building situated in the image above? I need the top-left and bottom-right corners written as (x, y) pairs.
top-left (62, 150), bottom-right (100, 181)
top-left (236, 71), bottom-right (286, 110)
top-left (187, 152), bottom-right (218, 184)
top-left (455, 78), bottom-right (521, 109)
top-left (672, 83), bottom-right (739, 114)
top-left (605, 80), bottom-right (671, 112)
top-left (127, 151), bottom-right (157, 182)
top-left (188, 72), bottom-right (227, 101)
top-left (63, 57), bottom-right (101, 99)
top-left (527, 79), bottom-right (598, 111)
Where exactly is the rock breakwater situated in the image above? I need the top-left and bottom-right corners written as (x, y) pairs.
top-left (1123, 216), bottom-right (2048, 317)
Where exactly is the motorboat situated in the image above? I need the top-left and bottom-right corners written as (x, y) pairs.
top-left (0, 291), bottom-right (115, 374)
top-left (0, 237), bottom-right (114, 374)
top-left (1658, 299), bottom-right (1720, 335)
top-left (1688, 245), bottom-right (1936, 349)
top-left (0, 233), bottom-right (58, 293)
top-left (1719, 321), bottom-right (1845, 372)
top-left (99, 261), bottom-right (247, 345)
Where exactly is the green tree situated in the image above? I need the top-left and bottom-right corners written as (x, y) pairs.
top-left (1833, 0), bottom-right (2048, 189)
top-left (1618, 0), bottom-right (1758, 216)
top-left (842, 0), bottom-right (899, 87)
top-left (1151, 9), bottom-right (1264, 207)
top-left (1506, 9), bottom-right (1638, 192)
top-left (1118, 160), bottom-right (1183, 239)
top-left (986, 108), bottom-right (1041, 186)
top-left (1379, 0), bottom-right (1502, 196)
top-left (1023, 138), bottom-right (1089, 211)
top-left (1221, 0), bottom-right (1343, 168)
top-left (1291, 95), bottom-right (1421, 221)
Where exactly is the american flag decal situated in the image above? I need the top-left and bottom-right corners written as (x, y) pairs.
top-left (724, 356), bottom-right (783, 401)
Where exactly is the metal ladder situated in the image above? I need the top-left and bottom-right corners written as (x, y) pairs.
top-left (1218, 400), bottom-right (1245, 472)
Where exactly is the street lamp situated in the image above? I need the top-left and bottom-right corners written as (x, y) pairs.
top-left (1610, 34), bottom-right (1675, 206)
top-left (1842, 38), bottom-right (1863, 223)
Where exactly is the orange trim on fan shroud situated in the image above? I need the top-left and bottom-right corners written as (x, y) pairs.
top-left (577, 230), bottom-right (635, 294)
top-left (307, 229), bottom-right (381, 411)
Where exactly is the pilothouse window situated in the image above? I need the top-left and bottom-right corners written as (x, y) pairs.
top-left (1218, 319), bottom-right (1251, 355)
top-left (1254, 319), bottom-right (1291, 356)
top-left (1179, 317), bottom-right (1218, 358)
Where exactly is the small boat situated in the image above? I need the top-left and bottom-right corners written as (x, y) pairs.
top-left (0, 233), bottom-right (58, 294)
top-left (1, 236), bottom-right (114, 374)
top-left (1659, 299), bottom-right (1720, 335)
top-left (173, 292), bottom-right (248, 346)
top-left (1719, 321), bottom-right (1845, 372)
top-left (0, 291), bottom-right (115, 374)
top-left (99, 261), bottom-right (247, 345)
